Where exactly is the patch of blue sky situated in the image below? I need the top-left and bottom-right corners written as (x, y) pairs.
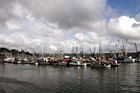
top-left (107, 0), bottom-right (140, 17)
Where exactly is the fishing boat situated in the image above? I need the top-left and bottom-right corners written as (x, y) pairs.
top-left (91, 44), bottom-right (111, 68)
top-left (108, 58), bottom-right (120, 67)
top-left (117, 56), bottom-right (137, 63)
top-left (91, 62), bottom-right (111, 68)
top-left (57, 61), bottom-right (67, 66)
top-left (38, 62), bottom-right (50, 65)
top-left (4, 57), bottom-right (15, 63)
top-left (38, 58), bottom-right (51, 65)
top-left (111, 60), bottom-right (120, 67)
top-left (13, 58), bottom-right (22, 64)
top-left (69, 61), bottom-right (86, 66)
top-left (28, 59), bottom-right (36, 65)
top-left (53, 61), bottom-right (59, 66)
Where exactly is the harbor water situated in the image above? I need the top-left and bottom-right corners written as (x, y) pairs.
top-left (0, 63), bottom-right (140, 93)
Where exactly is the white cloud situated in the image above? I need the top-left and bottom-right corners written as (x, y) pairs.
top-left (74, 32), bottom-right (99, 43)
top-left (50, 45), bottom-right (57, 51)
top-left (0, 0), bottom-right (140, 53)
top-left (6, 22), bottom-right (20, 30)
top-left (0, 0), bottom-right (108, 53)
top-left (108, 16), bottom-right (140, 40)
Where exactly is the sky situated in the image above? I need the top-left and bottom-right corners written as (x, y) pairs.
top-left (0, 0), bottom-right (140, 53)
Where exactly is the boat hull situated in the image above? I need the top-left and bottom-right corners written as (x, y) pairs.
top-left (69, 62), bottom-right (86, 66)
top-left (91, 63), bottom-right (111, 68)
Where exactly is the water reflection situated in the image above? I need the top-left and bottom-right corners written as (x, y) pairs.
top-left (0, 63), bottom-right (140, 93)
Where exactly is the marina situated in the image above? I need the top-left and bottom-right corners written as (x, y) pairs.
top-left (0, 0), bottom-right (140, 92)
top-left (0, 43), bottom-right (139, 93)
top-left (1, 39), bottom-right (139, 68)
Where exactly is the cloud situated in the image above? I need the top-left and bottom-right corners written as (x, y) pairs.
top-left (6, 22), bottom-right (20, 30)
top-left (1, 0), bottom-right (140, 53)
top-left (0, 9), bottom-right (8, 24)
top-left (0, 0), bottom-right (108, 52)
top-left (50, 45), bottom-right (57, 51)
top-left (132, 23), bottom-right (140, 28)
top-left (108, 16), bottom-right (140, 40)
top-left (74, 32), bottom-right (99, 43)
top-left (16, 0), bottom-right (106, 29)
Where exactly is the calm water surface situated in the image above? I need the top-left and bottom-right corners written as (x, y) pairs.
top-left (0, 63), bottom-right (140, 93)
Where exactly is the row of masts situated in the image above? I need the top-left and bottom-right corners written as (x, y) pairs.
top-left (1, 38), bottom-right (139, 59)
top-left (117, 39), bottom-right (127, 57)
top-left (109, 39), bottom-right (139, 58)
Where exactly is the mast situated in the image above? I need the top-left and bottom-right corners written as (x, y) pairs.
top-left (76, 46), bottom-right (77, 56)
top-left (72, 46), bottom-right (74, 54)
top-left (125, 39), bottom-right (127, 57)
top-left (94, 47), bottom-right (96, 58)
top-left (99, 44), bottom-right (101, 63)
top-left (123, 41), bottom-right (125, 57)
top-left (116, 44), bottom-right (117, 57)
top-left (109, 44), bottom-right (111, 53)
top-left (89, 47), bottom-right (91, 54)
top-left (109, 44), bottom-right (111, 57)
top-left (94, 47), bottom-right (96, 54)
top-left (81, 45), bottom-right (83, 57)
top-left (118, 40), bottom-right (120, 57)
top-left (135, 43), bottom-right (138, 57)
